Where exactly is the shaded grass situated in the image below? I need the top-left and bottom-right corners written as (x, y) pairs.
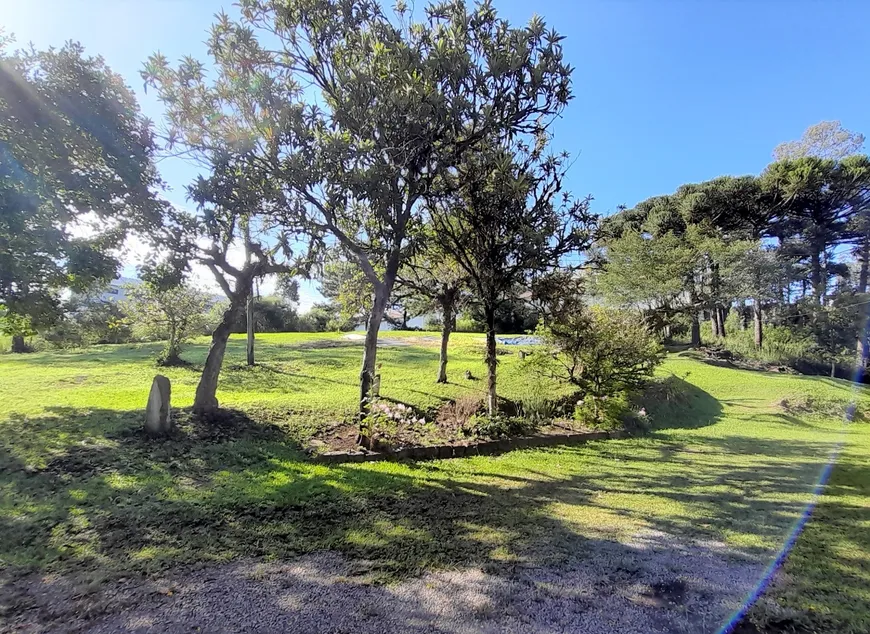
top-left (0, 334), bottom-right (869, 632)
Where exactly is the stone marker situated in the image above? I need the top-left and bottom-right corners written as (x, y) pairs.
top-left (144, 375), bottom-right (172, 435)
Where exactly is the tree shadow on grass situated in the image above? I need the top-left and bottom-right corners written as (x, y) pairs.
top-left (742, 453), bottom-right (870, 634)
top-left (636, 375), bottom-right (724, 431)
top-left (0, 399), bottom-right (861, 633)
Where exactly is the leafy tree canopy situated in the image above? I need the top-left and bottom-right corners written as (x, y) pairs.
top-left (1, 40), bottom-right (165, 326)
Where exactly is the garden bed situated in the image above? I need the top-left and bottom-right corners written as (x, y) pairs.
top-left (310, 427), bottom-right (627, 464)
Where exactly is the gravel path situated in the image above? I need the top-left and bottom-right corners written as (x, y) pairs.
top-left (3, 529), bottom-right (765, 634)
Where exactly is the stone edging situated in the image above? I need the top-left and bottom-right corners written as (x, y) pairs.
top-left (312, 429), bottom-right (629, 464)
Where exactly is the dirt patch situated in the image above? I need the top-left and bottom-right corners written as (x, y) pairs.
top-left (306, 395), bottom-right (598, 455)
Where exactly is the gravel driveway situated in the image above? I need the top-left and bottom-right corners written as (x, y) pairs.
top-left (3, 529), bottom-right (764, 634)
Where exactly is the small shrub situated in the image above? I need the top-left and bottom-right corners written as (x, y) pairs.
top-left (454, 317), bottom-right (482, 333)
top-left (572, 392), bottom-right (630, 430)
top-left (361, 399), bottom-right (428, 447)
top-left (518, 387), bottom-right (553, 425)
top-left (535, 306), bottom-right (665, 401)
top-left (468, 413), bottom-right (539, 439)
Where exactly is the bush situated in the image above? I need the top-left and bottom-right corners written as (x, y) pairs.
top-left (518, 386), bottom-right (553, 425)
top-left (454, 316), bottom-right (482, 333)
top-left (535, 306), bottom-right (665, 401)
top-left (123, 282), bottom-right (211, 365)
top-left (423, 315), bottom-right (443, 332)
top-left (573, 392), bottom-right (630, 429)
top-left (436, 394), bottom-right (483, 429)
top-left (231, 296), bottom-right (300, 333)
top-left (468, 413), bottom-right (539, 439)
top-left (701, 315), bottom-right (815, 366)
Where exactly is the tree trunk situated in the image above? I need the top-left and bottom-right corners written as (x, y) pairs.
top-left (484, 304), bottom-right (498, 415)
top-left (753, 299), bottom-right (763, 350)
top-left (711, 309), bottom-right (721, 339)
top-left (357, 283), bottom-right (390, 448)
top-left (740, 301), bottom-right (749, 330)
top-left (859, 237), bottom-right (870, 294)
top-left (718, 305), bottom-right (727, 338)
top-left (810, 249), bottom-right (824, 306)
top-left (690, 313), bottom-right (701, 348)
top-left (831, 359), bottom-right (836, 378)
top-left (856, 238), bottom-right (870, 375)
top-left (437, 301), bottom-right (453, 384)
top-left (193, 301), bottom-right (243, 416)
top-left (858, 326), bottom-right (869, 377)
top-left (246, 291), bottom-right (255, 366)
top-left (10, 335), bottom-right (27, 353)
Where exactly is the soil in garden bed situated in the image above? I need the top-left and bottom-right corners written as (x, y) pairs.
top-left (306, 415), bottom-right (599, 455)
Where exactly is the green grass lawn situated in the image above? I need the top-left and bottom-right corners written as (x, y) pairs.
top-left (1, 332), bottom-right (869, 632)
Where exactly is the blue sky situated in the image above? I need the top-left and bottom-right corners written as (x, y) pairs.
top-left (5, 0), bottom-right (869, 308)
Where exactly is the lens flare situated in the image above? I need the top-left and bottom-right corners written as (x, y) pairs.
top-left (716, 364), bottom-right (863, 634)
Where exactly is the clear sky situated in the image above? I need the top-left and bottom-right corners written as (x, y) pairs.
top-left (5, 0), bottom-right (870, 308)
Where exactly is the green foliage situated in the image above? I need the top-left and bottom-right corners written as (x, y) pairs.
top-left (536, 306), bottom-right (665, 399)
top-left (468, 413), bottom-right (539, 439)
top-left (596, 230), bottom-right (696, 312)
top-left (297, 304), bottom-right (337, 332)
top-left (704, 321), bottom-right (814, 366)
top-left (42, 297), bottom-right (133, 348)
top-left (123, 283), bottom-right (211, 365)
top-left (468, 297), bottom-right (540, 334)
top-left (0, 41), bottom-right (164, 326)
top-left (317, 247), bottom-right (375, 328)
top-left (0, 306), bottom-right (36, 339)
top-left (517, 386), bottom-right (553, 426)
top-left (572, 391), bottom-right (629, 429)
top-left (773, 120), bottom-right (865, 161)
top-left (454, 316), bottom-right (483, 333)
top-left (231, 296), bottom-right (299, 334)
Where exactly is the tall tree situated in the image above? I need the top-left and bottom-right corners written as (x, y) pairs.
top-left (123, 281), bottom-right (211, 366)
top-left (773, 120), bottom-right (865, 162)
top-left (147, 0), bottom-right (575, 423)
top-left (397, 244), bottom-right (469, 383)
top-left (763, 156), bottom-right (870, 306)
top-left (142, 53), bottom-right (319, 414)
top-left (1, 41), bottom-right (164, 350)
top-left (428, 140), bottom-right (595, 415)
top-left (145, 157), bottom-right (317, 415)
top-left (772, 122), bottom-right (870, 365)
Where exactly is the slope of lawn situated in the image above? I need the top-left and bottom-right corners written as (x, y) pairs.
top-left (1, 332), bottom-right (869, 632)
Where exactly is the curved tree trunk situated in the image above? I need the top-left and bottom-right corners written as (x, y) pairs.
top-left (753, 299), bottom-right (763, 350)
top-left (246, 291), bottom-right (255, 367)
top-left (357, 284), bottom-right (390, 448)
top-left (10, 335), bottom-right (27, 353)
top-left (437, 301), bottom-right (453, 383)
top-left (193, 301), bottom-right (243, 416)
top-left (484, 304), bottom-right (498, 415)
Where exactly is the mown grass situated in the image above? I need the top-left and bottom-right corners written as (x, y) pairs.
top-left (1, 332), bottom-right (869, 632)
